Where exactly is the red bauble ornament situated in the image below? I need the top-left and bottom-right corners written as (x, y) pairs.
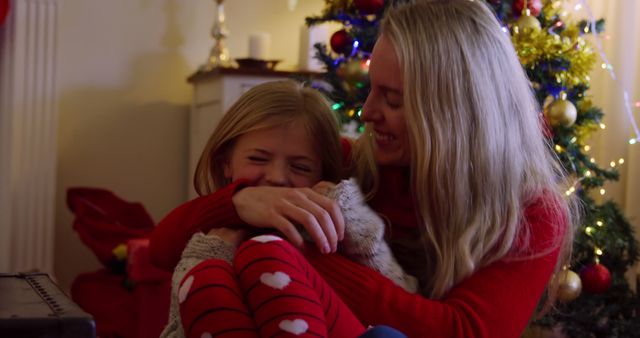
top-left (354, 0), bottom-right (385, 15)
top-left (330, 29), bottom-right (353, 55)
top-left (580, 263), bottom-right (612, 294)
top-left (0, 0), bottom-right (10, 26)
top-left (513, 0), bottom-right (542, 17)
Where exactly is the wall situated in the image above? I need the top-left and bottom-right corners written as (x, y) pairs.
top-left (54, 0), bottom-right (324, 291)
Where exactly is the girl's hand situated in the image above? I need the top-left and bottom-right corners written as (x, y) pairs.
top-left (207, 227), bottom-right (246, 247)
top-left (232, 186), bottom-right (345, 254)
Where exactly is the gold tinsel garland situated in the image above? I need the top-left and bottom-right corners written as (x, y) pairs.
top-left (511, 2), bottom-right (597, 89)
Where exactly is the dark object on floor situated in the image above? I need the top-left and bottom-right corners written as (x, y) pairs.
top-left (0, 272), bottom-right (95, 338)
top-left (359, 325), bottom-right (408, 338)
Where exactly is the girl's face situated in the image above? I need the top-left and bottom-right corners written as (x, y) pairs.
top-left (361, 36), bottom-right (410, 166)
top-left (224, 120), bottom-right (323, 187)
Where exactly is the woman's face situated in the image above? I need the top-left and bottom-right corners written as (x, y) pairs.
top-left (361, 36), bottom-right (410, 166)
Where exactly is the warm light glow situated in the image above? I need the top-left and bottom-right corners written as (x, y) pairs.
top-left (555, 145), bottom-right (563, 152)
top-left (365, 59), bottom-right (371, 67)
top-left (596, 220), bottom-right (604, 227)
top-left (585, 170), bottom-right (592, 177)
top-left (584, 145), bottom-right (591, 151)
top-left (601, 63), bottom-right (607, 69)
top-left (630, 139), bottom-right (638, 145)
top-left (569, 187), bottom-right (576, 193)
top-left (600, 123), bottom-right (606, 129)
top-left (590, 158), bottom-right (596, 163)
top-left (635, 101), bottom-right (640, 108)
top-left (619, 158), bottom-right (625, 164)
top-left (570, 137), bottom-right (577, 143)
top-left (574, 4), bottom-right (582, 11)
top-left (585, 227), bottom-right (594, 235)
top-left (595, 248), bottom-right (603, 256)
top-left (555, 21), bottom-right (563, 27)
top-left (610, 161), bottom-right (616, 167)
top-left (600, 188), bottom-right (606, 195)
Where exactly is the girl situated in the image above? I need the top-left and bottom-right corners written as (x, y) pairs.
top-left (159, 80), bottom-right (415, 338)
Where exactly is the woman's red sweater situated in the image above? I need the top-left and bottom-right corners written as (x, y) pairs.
top-left (150, 161), bottom-right (564, 338)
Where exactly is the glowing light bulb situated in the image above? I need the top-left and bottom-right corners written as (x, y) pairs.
top-left (600, 123), bottom-right (606, 129)
top-left (584, 145), bottom-right (591, 151)
top-left (585, 170), bottom-right (592, 177)
top-left (596, 221), bottom-right (604, 227)
top-left (595, 248), bottom-right (603, 256)
top-left (600, 189), bottom-right (606, 195)
top-left (610, 161), bottom-right (616, 167)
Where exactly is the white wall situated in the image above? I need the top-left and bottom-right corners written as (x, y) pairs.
top-left (54, 0), bottom-right (325, 291)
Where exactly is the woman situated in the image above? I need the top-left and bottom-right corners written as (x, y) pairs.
top-left (151, 1), bottom-right (577, 336)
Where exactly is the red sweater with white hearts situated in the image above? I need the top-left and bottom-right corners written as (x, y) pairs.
top-left (150, 167), bottom-right (565, 338)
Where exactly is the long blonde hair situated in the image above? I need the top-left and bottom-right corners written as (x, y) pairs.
top-left (355, 0), bottom-right (578, 300)
top-left (194, 80), bottom-right (342, 195)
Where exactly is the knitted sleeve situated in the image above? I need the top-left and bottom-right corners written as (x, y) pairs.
top-left (160, 233), bottom-right (237, 338)
top-left (328, 178), bottom-right (418, 293)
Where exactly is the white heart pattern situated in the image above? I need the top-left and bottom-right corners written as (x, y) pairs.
top-left (259, 271), bottom-right (291, 290)
top-left (251, 235), bottom-right (283, 243)
top-left (178, 275), bottom-right (194, 304)
top-left (279, 319), bottom-right (309, 335)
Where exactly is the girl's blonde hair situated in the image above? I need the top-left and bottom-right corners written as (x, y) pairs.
top-left (355, 0), bottom-right (578, 302)
top-left (194, 80), bottom-right (342, 195)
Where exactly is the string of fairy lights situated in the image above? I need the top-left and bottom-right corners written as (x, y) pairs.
top-left (563, 0), bottom-right (639, 263)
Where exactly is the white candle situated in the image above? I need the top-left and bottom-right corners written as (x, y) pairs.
top-left (248, 32), bottom-right (271, 60)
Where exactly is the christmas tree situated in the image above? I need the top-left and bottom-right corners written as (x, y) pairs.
top-left (306, 0), bottom-right (639, 337)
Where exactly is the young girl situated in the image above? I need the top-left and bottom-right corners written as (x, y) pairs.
top-left (159, 80), bottom-right (415, 338)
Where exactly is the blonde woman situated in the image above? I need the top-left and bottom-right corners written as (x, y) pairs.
top-left (152, 1), bottom-right (577, 337)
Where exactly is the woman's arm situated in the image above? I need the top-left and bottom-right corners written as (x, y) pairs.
top-left (306, 202), bottom-right (564, 338)
top-left (150, 180), bottom-right (346, 271)
top-left (150, 180), bottom-right (248, 271)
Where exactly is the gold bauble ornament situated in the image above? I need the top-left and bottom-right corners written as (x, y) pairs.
top-left (545, 98), bottom-right (578, 127)
top-left (337, 59), bottom-right (369, 87)
top-left (555, 269), bottom-right (582, 302)
top-left (514, 14), bottom-right (541, 33)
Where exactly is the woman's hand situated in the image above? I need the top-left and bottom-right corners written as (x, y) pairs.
top-left (207, 227), bottom-right (246, 247)
top-left (232, 186), bottom-right (345, 254)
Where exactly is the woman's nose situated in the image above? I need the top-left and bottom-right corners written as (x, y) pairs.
top-left (361, 93), bottom-right (380, 122)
